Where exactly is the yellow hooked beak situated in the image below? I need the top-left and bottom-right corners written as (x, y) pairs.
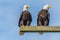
top-left (48, 5), bottom-right (52, 8)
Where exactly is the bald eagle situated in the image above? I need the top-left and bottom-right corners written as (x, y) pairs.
top-left (18, 5), bottom-right (32, 27)
top-left (37, 4), bottom-right (52, 34)
top-left (37, 4), bottom-right (52, 26)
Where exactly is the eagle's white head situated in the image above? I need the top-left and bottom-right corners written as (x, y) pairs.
top-left (23, 5), bottom-right (30, 11)
top-left (43, 4), bottom-right (52, 10)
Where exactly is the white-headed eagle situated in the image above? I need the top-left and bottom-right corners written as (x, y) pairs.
top-left (37, 4), bottom-right (52, 26)
top-left (18, 5), bottom-right (32, 27)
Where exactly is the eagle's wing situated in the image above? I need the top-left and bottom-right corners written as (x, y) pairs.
top-left (18, 13), bottom-right (23, 27)
top-left (37, 11), bottom-right (42, 26)
top-left (47, 13), bottom-right (50, 25)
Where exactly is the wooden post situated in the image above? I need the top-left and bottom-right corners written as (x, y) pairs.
top-left (19, 26), bottom-right (60, 35)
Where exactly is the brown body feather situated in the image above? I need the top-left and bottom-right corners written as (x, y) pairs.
top-left (37, 9), bottom-right (50, 26)
top-left (18, 11), bottom-right (32, 27)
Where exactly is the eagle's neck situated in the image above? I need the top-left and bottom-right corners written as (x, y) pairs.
top-left (23, 8), bottom-right (28, 11)
top-left (42, 9), bottom-right (48, 13)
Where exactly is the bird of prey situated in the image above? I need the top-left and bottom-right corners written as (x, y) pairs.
top-left (37, 4), bottom-right (52, 34)
top-left (18, 5), bottom-right (32, 27)
top-left (37, 4), bottom-right (52, 26)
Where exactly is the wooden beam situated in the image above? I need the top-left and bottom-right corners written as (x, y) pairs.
top-left (20, 26), bottom-right (60, 35)
top-left (20, 26), bottom-right (60, 32)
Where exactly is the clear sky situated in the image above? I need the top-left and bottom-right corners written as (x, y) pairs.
top-left (0, 0), bottom-right (60, 40)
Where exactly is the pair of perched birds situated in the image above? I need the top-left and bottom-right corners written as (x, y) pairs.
top-left (18, 4), bottom-right (52, 27)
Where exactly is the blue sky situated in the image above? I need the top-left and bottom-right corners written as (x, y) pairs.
top-left (0, 0), bottom-right (60, 40)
